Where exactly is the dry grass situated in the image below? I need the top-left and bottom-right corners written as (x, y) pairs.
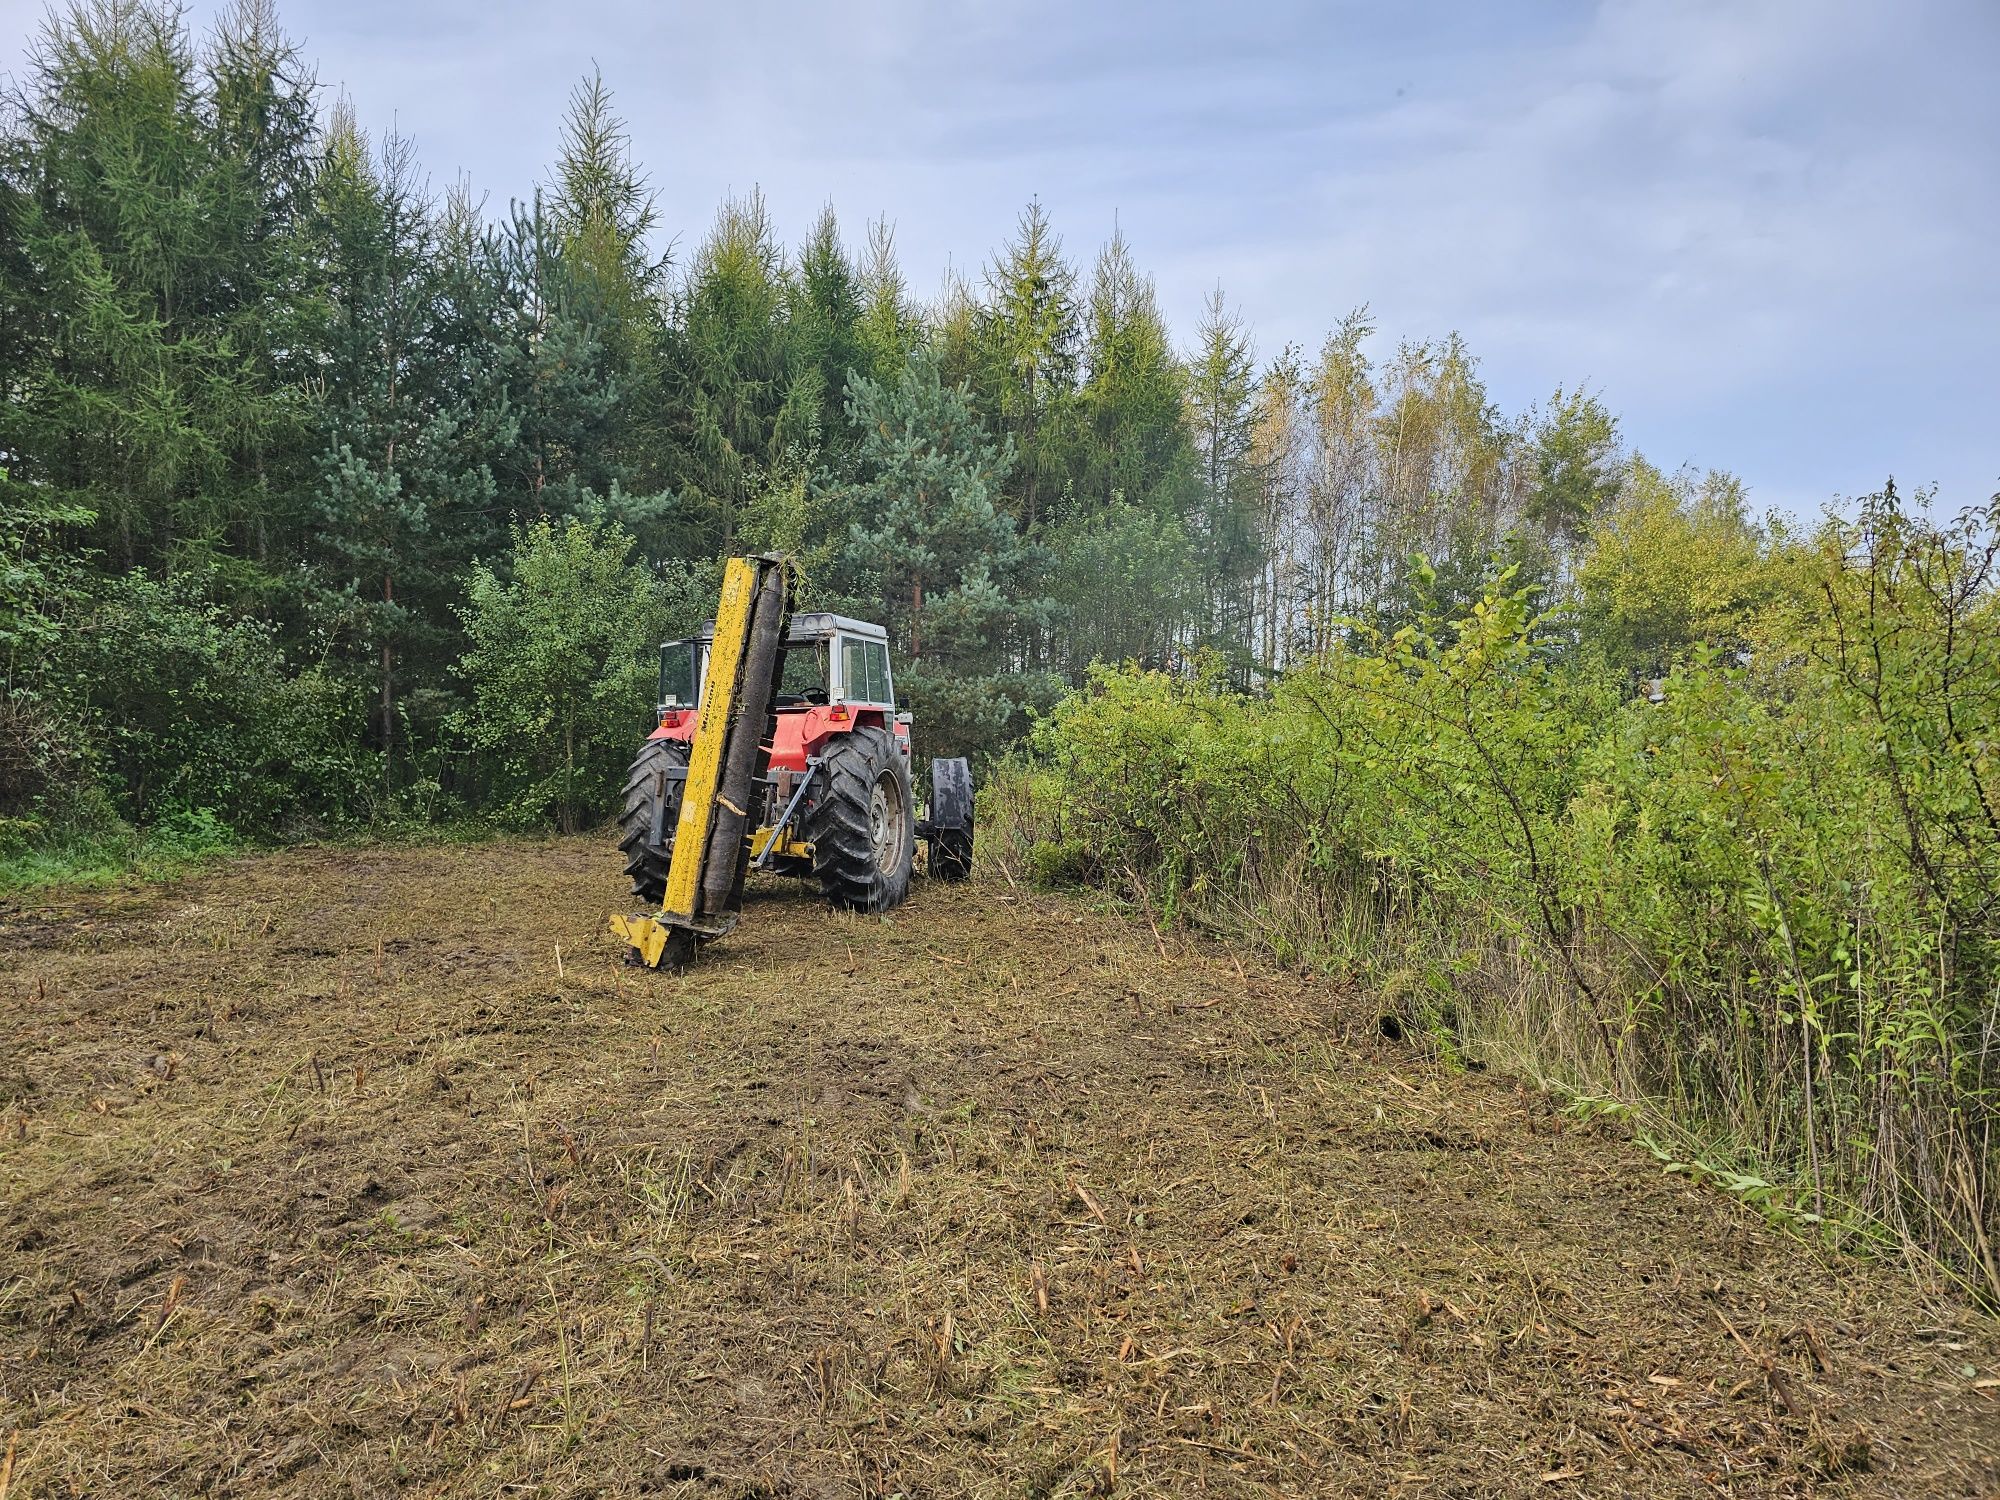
top-left (1, 839), bottom-right (1997, 1497)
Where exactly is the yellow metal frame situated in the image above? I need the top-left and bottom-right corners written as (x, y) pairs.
top-left (607, 909), bottom-right (673, 968)
top-left (754, 825), bottom-right (811, 863)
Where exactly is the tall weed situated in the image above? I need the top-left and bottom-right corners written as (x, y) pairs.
top-left (996, 497), bottom-right (2000, 1296)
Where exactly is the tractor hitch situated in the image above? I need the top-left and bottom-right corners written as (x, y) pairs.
top-left (752, 758), bottom-right (819, 869)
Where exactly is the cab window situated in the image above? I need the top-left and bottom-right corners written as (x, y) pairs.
top-left (840, 636), bottom-right (866, 702)
top-left (866, 640), bottom-right (892, 704)
top-left (779, 641), bottom-right (829, 703)
top-left (839, 635), bottom-right (893, 705)
top-left (659, 640), bottom-right (699, 708)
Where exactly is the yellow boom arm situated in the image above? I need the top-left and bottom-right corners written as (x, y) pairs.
top-left (610, 554), bottom-right (792, 969)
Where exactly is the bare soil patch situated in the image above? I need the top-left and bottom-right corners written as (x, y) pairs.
top-left (2, 839), bottom-right (1996, 1497)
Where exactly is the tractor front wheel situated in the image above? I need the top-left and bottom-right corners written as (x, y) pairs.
top-left (803, 725), bottom-right (914, 912)
top-left (618, 736), bottom-right (688, 906)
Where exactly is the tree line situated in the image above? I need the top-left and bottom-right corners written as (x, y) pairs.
top-left (1, 0), bottom-right (1818, 855)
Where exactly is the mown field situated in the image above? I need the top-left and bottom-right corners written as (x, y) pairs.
top-left (1, 840), bottom-right (1996, 1498)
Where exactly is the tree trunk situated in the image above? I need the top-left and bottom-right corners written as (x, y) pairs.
top-left (564, 717), bottom-right (576, 835)
top-left (380, 571), bottom-right (395, 789)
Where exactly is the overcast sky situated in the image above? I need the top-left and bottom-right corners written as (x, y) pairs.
top-left (5, 0), bottom-right (1994, 518)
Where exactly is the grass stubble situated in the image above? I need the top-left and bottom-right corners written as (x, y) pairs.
top-left (0, 839), bottom-right (1996, 1497)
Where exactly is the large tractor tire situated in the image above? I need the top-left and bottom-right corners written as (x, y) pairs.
top-left (618, 736), bottom-right (688, 906)
top-left (927, 756), bottom-right (974, 881)
top-left (803, 725), bottom-right (914, 913)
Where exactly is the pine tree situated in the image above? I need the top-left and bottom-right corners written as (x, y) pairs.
top-left (307, 105), bottom-right (501, 781)
top-left (492, 196), bottom-right (640, 518)
top-left (838, 355), bottom-right (1054, 762)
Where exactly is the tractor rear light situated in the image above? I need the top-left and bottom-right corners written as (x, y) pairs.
top-left (829, 705), bottom-right (850, 721)
top-left (660, 709), bottom-right (685, 728)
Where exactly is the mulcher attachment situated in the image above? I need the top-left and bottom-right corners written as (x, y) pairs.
top-left (610, 554), bottom-right (792, 969)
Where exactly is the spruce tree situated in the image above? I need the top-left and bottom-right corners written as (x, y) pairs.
top-left (779, 204), bottom-right (864, 453)
top-left (5, 0), bottom-right (316, 581)
top-left (1185, 286), bottom-right (1264, 673)
top-left (975, 199), bottom-right (1079, 531)
top-left (546, 66), bottom-right (660, 317)
top-left (307, 107), bottom-right (502, 781)
top-left (855, 217), bottom-right (920, 384)
top-left (665, 190), bottom-right (790, 553)
top-left (1077, 229), bottom-right (1187, 522)
top-left (838, 355), bottom-right (1054, 763)
top-left (545, 67), bottom-right (669, 501)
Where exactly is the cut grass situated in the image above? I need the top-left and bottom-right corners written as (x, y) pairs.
top-left (0, 815), bottom-right (509, 894)
top-left (0, 838), bottom-right (1996, 1497)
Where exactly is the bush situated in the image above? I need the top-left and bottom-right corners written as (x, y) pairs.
top-left (1008, 493), bottom-right (2000, 1296)
top-left (1027, 836), bottom-right (1096, 889)
top-left (39, 572), bottom-right (377, 838)
top-left (453, 512), bottom-right (670, 832)
top-left (0, 692), bottom-right (111, 844)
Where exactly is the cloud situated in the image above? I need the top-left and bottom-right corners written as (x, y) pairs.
top-left (1, 0), bottom-right (1992, 512)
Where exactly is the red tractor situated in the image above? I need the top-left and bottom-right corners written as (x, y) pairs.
top-left (614, 561), bottom-right (972, 968)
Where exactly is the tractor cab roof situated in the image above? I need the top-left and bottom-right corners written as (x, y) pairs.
top-left (686, 612), bottom-right (887, 648)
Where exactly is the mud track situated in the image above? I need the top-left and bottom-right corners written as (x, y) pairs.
top-left (1, 840), bottom-right (1996, 1497)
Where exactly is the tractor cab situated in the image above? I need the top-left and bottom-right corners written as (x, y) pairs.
top-left (654, 614), bottom-right (908, 777)
top-left (656, 612), bottom-right (896, 720)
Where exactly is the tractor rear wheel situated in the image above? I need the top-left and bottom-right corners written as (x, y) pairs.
top-left (926, 756), bottom-right (974, 880)
top-left (803, 725), bottom-right (914, 912)
top-left (618, 736), bottom-right (688, 906)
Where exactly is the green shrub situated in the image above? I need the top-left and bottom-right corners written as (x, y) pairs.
top-left (147, 805), bottom-right (239, 859)
top-left (0, 691), bottom-right (112, 842)
top-left (1027, 837), bottom-right (1097, 889)
top-left (1012, 493), bottom-right (2000, 1296)
top-left (453, 512), bottom-right (670, 833)
top-left (39, 572), bottom-right (377, 837)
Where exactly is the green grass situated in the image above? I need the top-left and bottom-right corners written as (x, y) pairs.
top-left (0, 823), bottom-right (230, 892)
top-left (0, 813), bottom-right (532, 895)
